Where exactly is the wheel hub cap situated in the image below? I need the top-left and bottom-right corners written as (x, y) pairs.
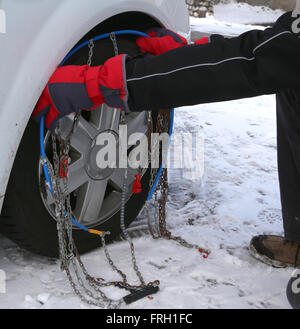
top-left (85, 130), bottom-right (118, 181)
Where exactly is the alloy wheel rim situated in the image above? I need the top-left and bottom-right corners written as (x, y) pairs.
top-left (39, 105), bottom-right (149, 228)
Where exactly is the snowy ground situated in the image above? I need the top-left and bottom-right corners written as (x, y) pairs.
top-left (191, 1), bottom-right (284, 37)
top-left (213, 1), bottom-right (284, 25)
top-left (0, 95), bottom-right (292, 309)
top-left (0, 3), bottom-right (294, 309)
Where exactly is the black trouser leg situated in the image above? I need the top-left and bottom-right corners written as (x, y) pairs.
top-left (277, 90), bottom-right (300, 243)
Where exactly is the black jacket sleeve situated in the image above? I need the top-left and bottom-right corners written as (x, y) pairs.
top-left (126, 11), bottom-right (300, 111)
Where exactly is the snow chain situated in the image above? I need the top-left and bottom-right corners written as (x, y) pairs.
top-left (42, 32), bottom-right (209, 309)
top-left (146, 111), bottom-right (210, 256)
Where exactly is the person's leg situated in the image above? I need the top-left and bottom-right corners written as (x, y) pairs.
top-left (249, 89), bottom-right (300, 267)
top-left (276, 90), bottom-right (300, 243)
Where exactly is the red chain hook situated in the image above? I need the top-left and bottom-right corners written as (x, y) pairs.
top-left (133, 174), bottom-right (142, 194)
top-left (198, 248), bottom-right (210, 259)
top-left (59, 157), bottom-right (69, 179)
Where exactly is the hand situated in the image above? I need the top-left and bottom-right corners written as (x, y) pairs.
top-left (32, 55), bottom-right (129, 130)
top-left (136, 28), bottom-right (188, 56)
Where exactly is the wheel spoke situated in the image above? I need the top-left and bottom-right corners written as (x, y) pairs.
top-left (109, 169), bottom-right (124, 192)
top-left (98, 105), bottom-right (121, 132)
top-left (126, 112), bottom-right (148, 137)
top-left (89, 106), bottom-right (102, 130)
top-left (57, 114), bottom-right (76, 139)
top-left (109, 108), bottom-right (121, 132)
top-left (73, 180), bottom-right (108, 224)
top-left (67, 158), bottom-right (89, 194)
top-left (69, 126), bottom-right (92, 155)
top-left (77, 116), bottom-right (99, 139)
top-left (58, 115), bottom-right (95, 154)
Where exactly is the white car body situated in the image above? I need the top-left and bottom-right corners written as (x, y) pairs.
top-left (0, 0), bottom-right (190, 212)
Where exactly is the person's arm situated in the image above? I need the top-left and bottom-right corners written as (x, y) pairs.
top-left (126, 12), bottom-right (300, 111)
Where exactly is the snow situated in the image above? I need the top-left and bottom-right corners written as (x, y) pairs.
top-left (190, 15), bottom-right (265, 37)
top-left (0, 3), bottom-right (294, 309)
top-left (191, 1), bottom-right (285, 36)
top-left (213, 1), bottom-right (285, 25)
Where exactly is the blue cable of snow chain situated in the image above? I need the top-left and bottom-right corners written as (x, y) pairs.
top-left (40, 30), bottom-right (175, 232)
top-left (61, 30), bottom-right (152, 66)
top-left (40, 117), bottom-right (53, 196)
top-left (147, 108), bottom-right (174, 201)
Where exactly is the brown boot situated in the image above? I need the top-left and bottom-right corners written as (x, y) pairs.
top-left (249, 235), bottom-right (300, 268)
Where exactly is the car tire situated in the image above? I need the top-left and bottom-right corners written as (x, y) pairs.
top-left (0, 35), bottom-right (171, 257)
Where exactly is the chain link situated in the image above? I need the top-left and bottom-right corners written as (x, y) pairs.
top-left (109, 30), bottom-right (158, 290)
top-left (110, 32), bottom-right (119, 58)
top-left (48, 117), bottom-right (133, 308)
top-left (146, 111), bottom-right (210, 257)
top-left (87, 39), bottom-right (94, 66)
